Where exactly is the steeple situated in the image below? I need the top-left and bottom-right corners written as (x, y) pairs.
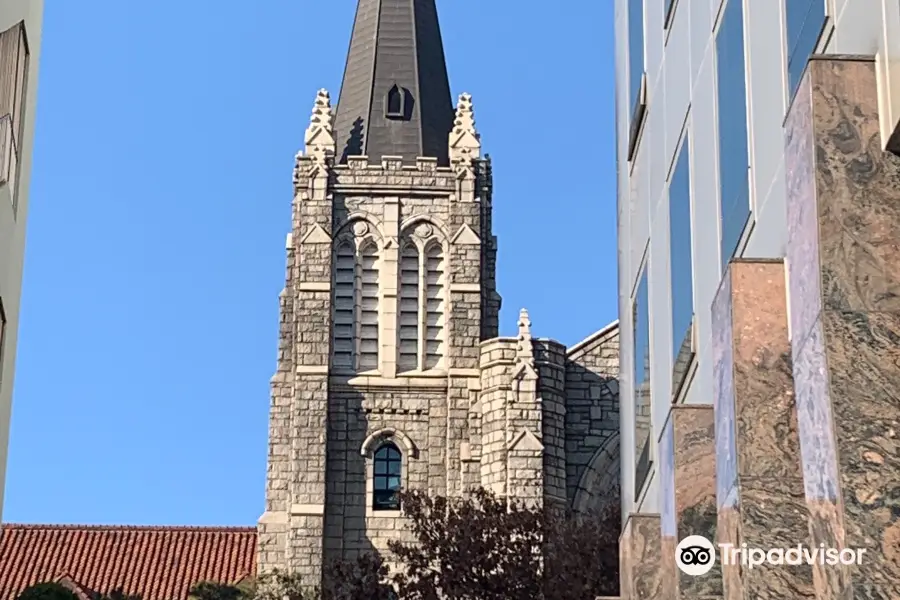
top-left (333, 0), bottom-right (455, 165)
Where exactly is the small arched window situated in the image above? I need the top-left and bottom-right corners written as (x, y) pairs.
top-left (373, 442), bottom-right (402, 511)
top-left (385, 84), bottom-right (405, 119)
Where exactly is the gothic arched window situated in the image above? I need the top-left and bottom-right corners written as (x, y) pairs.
top-left (397, 225), bottom-right (446, 373)
top-left (332, 228), bottom-right (381, 373)
top-left (373, 442), bottom-right (402, 511)
top-left (385, 84), bottom-right (405, 119)
top-left (358, 241), bottom-right (380, 371)
top-left (333, 242), bottom-right (356, 369)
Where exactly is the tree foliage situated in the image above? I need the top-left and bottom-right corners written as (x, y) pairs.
top-left (188, 582), bottom-right (245, 600)
top-left (385, 488), bottom-right (620, 600)
top-left (15, 583), bottom-right (80, 600)
top-left (20, 487), bottom-right (619, 600)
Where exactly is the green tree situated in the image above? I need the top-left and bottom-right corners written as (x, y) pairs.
top-left (387, 488), bottom-right (620, 600)
top-left (16, 583), bottom-right (80, 600)
top-left (188, 582), bottom-right (244, 600)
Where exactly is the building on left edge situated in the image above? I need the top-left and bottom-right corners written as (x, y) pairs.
top-left (0, 0), bottom-right (42, 523)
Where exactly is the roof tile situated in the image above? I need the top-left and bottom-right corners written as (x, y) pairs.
top-left (0, 525), bottom-right (257, 600)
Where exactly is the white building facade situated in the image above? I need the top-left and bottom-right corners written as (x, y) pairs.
top-left (616, 0), bottom-right (900, 596)
top-left (0, 0), bottom-right (41, 520)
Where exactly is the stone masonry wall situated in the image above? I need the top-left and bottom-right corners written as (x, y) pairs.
top-left (564, 324), bottom-right (620, 514)
top-left (535, 339), bottom-right (568, 508)
top-left (478, 338), bottom-right (517, 497)
top-left (324, 385), bottom-right (441, 564)
top-left (260, 90), bottom-right (623, 588)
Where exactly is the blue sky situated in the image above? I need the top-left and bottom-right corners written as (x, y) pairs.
top-left (4, 0), bottom-right (617, 525)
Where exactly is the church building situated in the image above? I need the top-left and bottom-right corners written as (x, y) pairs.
top-left (0, 1), bottom-right (620, 597)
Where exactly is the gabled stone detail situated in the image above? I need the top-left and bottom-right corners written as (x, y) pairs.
top-left (451, 223), bottom-right (481, 245)
top-left (300, 223), bottom-right (332, 244)
top-left (512, 308), bottom-right (538, 381)
top-left (294, 90), bottom-right (335, 184)
top-left (449, 92), bottom-right (481, 164)
top-left (516, 308), bottom-right (535, 365)
top-left (509, 429), bottom-right (544, 452)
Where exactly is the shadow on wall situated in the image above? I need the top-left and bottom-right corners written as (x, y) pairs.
top-left (323, 383), bottom-right (428, 585)
top-left (565, 359), bottom-right (621, 518)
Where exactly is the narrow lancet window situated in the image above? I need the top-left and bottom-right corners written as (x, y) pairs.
top-left (424, 243), bottom-right (445, 370)
top-left (333, 231), bottom-right (381, 373)
top-left (333, 242), bottom-right (356, 369)
top-left (358, 242), bottom-right (380, 371)
top-left (373, 442), bottom-right (402, 511)
top-left (385, 84), bottom-right (404, 119)
top-left (398, 243), bottom-right (420, 371)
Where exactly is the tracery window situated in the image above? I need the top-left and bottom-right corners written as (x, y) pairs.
top-left (398, 222), bottom-right (445, 372)
top-left (332, 222), bottom-right (381, 372)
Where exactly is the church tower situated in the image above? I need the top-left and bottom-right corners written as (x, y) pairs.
top-left (257, 0), bottom-right (501, 583)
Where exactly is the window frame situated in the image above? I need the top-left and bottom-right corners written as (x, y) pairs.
top-left (331, 221), bottom-right (383, 375)
top-left (361, 428), bottom-right (417, 517)
top-left (784, 0), bottom-right (827, 101)
top-left (663, 0), bottom-right (678, 30)
top-left (397, 222), bottom-right (447, 374)
top-left (372, 443), bottom-right (403, 511)
top-left (385, 83), bottom-right (406, 120)
top-left (713, 0), bottom-right (752, 272)
top-left (667, 125), bottom-right (695, 402)
top-left (0, 21), bottom-right (30, 214)
top-left (626, 0), bottom-right (647, 161)
top-left (632, 254), bottom-right (652, 502)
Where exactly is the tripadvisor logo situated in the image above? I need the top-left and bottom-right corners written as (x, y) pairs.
top-left (675, 535), bottom-right (867, 576)
top-left (676, 535), bottom-right (716, 576)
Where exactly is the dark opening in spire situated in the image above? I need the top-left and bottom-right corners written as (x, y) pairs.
top-left (333, 0), bottom-right (454, 165)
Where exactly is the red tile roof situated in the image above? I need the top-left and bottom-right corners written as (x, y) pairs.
top-left (0, 524), bottom-right (257, 600)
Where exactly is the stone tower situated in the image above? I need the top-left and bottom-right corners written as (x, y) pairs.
top-left (257, 0), bottom-right (621, 587)
top-left (257, 0), bottom-right (500, 582)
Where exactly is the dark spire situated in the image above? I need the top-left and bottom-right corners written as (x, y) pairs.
top-left (333, 0), bottom-right (454, 165)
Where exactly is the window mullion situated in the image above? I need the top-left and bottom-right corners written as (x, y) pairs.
top-left (417, 247), bottom-right (426, 371)
top-left (354, 246), bottom-right (363, 371)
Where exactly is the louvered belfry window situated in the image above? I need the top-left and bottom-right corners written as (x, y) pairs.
top-left (358, 242), bottom-right (379, 371)
top-left (333, 242), bottom-right (356, 369)
top-left (398, 223), bottom-right (446, 373)
top-left (398, 242), bottom-right (420, 371)
top-left (423, 243), bottom-right (445, 369)
top-left (332, 226), bottom-right (381, 373)
top-left (0, 21), bottom-right (28, 210)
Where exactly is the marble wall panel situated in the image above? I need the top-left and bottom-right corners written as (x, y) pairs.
top-left (711, 260), bottom-right (814, 599)
top-left (660, 417), bottom-right (678, 600)
top-left (672, 406), bottom-right (720, 597)
top-left (620, 513), bottom-right (664, 600)
top-left (785, 56), bottom-right (900, 598)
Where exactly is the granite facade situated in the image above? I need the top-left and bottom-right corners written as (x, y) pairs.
top-left (785, 56), bottom-right (900, 599)
top-left (258, 90), bottom-right (623, 588)
top-left (711, 259), bottom-right (814, 599)
top-left (620, 514), bottom-right (664, 600)
top-left (659, 405), bottom-right (723, 600)
top-left (673, 406), bottom-right (720, 598)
